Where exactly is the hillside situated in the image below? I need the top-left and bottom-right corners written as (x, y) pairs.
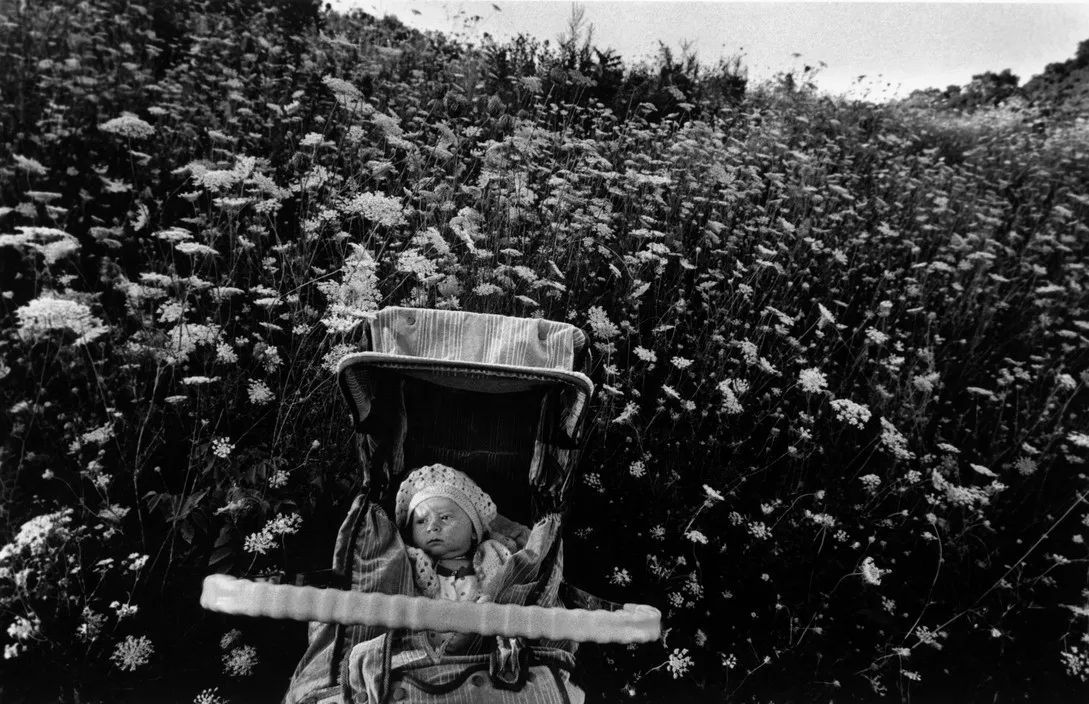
top-left (1, 2), bottom-right (1088, 703)
top-left (1022, 39), bottom-right (1089, 115)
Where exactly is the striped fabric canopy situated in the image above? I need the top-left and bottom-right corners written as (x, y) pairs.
top-left (368, 307), bottom-right (579, 371)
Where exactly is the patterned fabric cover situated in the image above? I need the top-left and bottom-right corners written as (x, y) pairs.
top-left (368, 307), bottom-right (579, 371)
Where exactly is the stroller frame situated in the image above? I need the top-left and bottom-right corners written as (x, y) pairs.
top-left (201, 307), bottom-right (660, 704)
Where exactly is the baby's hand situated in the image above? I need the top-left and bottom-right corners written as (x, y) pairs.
top-left (475, 594), bottom-right (491, 604)
top-left (491, 512), bottom-right (530, 547)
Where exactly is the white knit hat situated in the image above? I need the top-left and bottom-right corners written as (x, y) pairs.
top-left (395, 464), bottom-right (496, 541)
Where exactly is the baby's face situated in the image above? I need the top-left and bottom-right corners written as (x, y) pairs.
top-left (410, 497), bottom-right (474, 560)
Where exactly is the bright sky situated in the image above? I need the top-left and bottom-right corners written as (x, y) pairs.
top-left (327, 1), bottom-right (1089, 100)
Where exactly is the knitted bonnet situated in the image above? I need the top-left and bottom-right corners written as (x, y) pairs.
top-left (395, 464), bottom-right (497, 541)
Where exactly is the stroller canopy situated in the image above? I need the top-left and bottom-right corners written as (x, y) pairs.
top-left (335, 307), bottom-right (594, 523)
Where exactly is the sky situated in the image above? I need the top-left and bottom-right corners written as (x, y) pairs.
top-left (325, 1), bottom-right (1089, 100)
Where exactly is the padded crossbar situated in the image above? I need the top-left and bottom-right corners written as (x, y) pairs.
top-left (200, 575), bottom-right (661, 644)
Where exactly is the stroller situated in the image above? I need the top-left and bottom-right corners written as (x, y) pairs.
top-left (201, 307), bottom-right (661, 703)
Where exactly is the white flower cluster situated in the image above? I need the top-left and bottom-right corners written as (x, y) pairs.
top-left (247, 379), bottom-right (274, 406)
top-left (1067, 432), bottom-right (1089, 449)
top-left (186, 155), bottom-right (255, 192)
top-left (746, 521), bottom-right (771, 540)
top-left (164, 322), bottom-right (222, 363)
top-left (340, 191), bottom-right (407, 227)
top-left (586, 306), bottom-right (619, 340)
top-left (223, 644), bottom-right (259, 677)
top-left (732, 339), bottom-right (758, 366)
top-left (685, 530), bottom-right (708, 544)
top-left (321, 343), bottom-right (354, 374)
top-left (193, 687), bottom-right (229, 704)
top-left (211, 437), bottom-right (234, 459)
top-left (0, 226), bottom-right (81, 264)
top-left (703, 484), bottom-right (724, 503)
top-left (879, 418), bottom-right (914, 460)
top-left (243, 513), bottom-right (303, 555)
top-left (804, 510), bottom-right (836, 528)
top-left (318, 244), bottom-right (380, 333)
top-left (1060, 645), bottom-right (1089, 682)
top-left (930, 470), bottom-right (1006, 510)
top-left (611, 401), bottom-right (638, 425)
top-left (15, 295), bottom-right (108, 345)
top-left (860, 556), bottom-right (886, 586)
top-left (865, 327), bottom-right (889, 345)
top-left (797, 367), bottom-right (828, 393)
top-left (830, 399), bottom-right (871, 428)
top-left (13, 153), bottom-right (48, 175)
top-left (667, 648), bottom-right (693, 679)
top-left (911, 371), bottom-right (940, 394)
top-left (396, 248), bottom-right (438, 280)
top-left (449, 207), bottom-right (483, 252)
top-left (609, 567), bottom-right (632, 586)
top-left (0, 508), bottom-right (73, 562)
top-left (111, 635), bottom-right (154, 671)
top-left (716, 379), bottom-right (745, 416)
top-left (98, 113), bottom-right (155, 139)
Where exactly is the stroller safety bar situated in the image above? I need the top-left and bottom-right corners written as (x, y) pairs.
top-left (201, 575), bottom-right (661, 644)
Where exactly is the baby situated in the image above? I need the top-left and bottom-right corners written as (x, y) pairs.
top-left (395, 464), bottom-right (518, 654)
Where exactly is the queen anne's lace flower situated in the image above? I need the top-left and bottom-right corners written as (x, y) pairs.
top-left (98, 113), bottom-right (155, 139)
top-left (318, 245), bottom-right (379, 333)
top-left (0, 509), bottom-right (73, 562)
top-left (193, 687), bottom-right (229, 704)
top-left (222, 644), bottom-right (259, 677)
top-left (879, 418), bottom-right (914, 460)
top-left (396, 248), bottom-right (438, 280)
top-left (13, 153), bottom-right (48, 175)
top-left (670, 356), bottom-right (692, 370)
top-left (175, 242), bottom-right (219, 256)
top-left (212, 437), bottom-right (234, 458)
top-left (247, 379), bottom-right (274, 405)
top-left (860, 557), bottom-right (886, 586)
top-left (1067, 432), bottom-right (1089, 449)
top-left (667, 648), bottom-right (693, 678)
top-left (587, 306), bottom-right (619, 339)
top-left (612, 401), bottom-right (638, 425)
top-left (685, 530), bottom-right (708, 544)
top-left (865, 327), bottom-right (889, 345)
top-left (111, 635), bottom-right (154, 671)
top-left (322, 75), bottom-right (361, 99)
top-left (16, 295), bottom-right (108, 345)
top-left (340, 192), bottom-right (407, 227)
top-left (798, 367), bottom-right (828, 393)
top-left (610, 568), bottom-right (631, 586)
top-left (830, 399), bottom-right (871, 428)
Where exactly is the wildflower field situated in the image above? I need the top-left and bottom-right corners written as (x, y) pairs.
top-left (2, 2), bottom-right (1089, 702)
